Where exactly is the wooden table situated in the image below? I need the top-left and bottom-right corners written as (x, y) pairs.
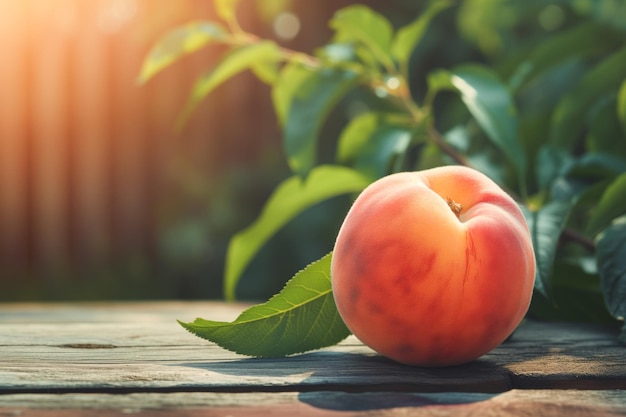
top-left (1, 301), bottom-right (625, 416)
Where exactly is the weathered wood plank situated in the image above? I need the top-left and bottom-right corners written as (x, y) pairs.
top-left (0, 302), bottom-right (624, 395)
top-left (0, 390), bottom-right (625, 417)
top-left (0, 345), bottom-right (513, 394)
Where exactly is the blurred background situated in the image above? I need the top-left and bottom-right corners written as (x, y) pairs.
top-left (0, 0), bottom-right (390, 301)
top-left (0, 0), bottom-right (621, 301)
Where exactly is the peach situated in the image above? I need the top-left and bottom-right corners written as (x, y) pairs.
top-left (331, 165), bottom-right (535, 366)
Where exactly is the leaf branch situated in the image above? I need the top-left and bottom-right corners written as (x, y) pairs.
top-left (426, 124), bottom-right (471, 167)
top-left (561, 228), bottom-right (596, 252)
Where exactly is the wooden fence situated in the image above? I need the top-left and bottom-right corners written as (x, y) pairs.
top-left (0, 0), bottom-right (375, 299)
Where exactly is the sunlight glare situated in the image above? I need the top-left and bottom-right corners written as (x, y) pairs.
top-left (97, 0), bottom-right (139, 33)
top-left (273, 12), bottom-right (300, 41)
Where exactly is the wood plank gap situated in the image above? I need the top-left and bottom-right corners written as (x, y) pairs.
top-left (510, 374), bottom-right (626, 391)
top-left (0, 380), bottom-right (512, 396)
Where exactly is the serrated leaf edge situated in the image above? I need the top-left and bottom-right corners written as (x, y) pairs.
top-left (184, 263), bottom-right (332, 328)
top-left (178, 254), bottom-right (350, 357)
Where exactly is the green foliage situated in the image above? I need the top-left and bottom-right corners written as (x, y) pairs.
top-left (506, 22), bottom-right (622, 90)
top-left (619, 80), bottom-right (626, 133)
top-left (224, 165), bottom-right (370, 300)
top-left (138, 22), bottom-right (228, 84)
top-left (144, 0), bottom-right (626, 356)
top-left (179, 41), bottom-right (282, 129)
top-left (391, 0), bottom-right (452, 73)
top-left (180, 253), bottom-right (351, 357)
top-left (428, 65), bottom-right (525, 190)
top-left (523, 201), bottom-right (573, 299)
top-left (528, 259), bottom-right (613, 324)
top-left (336, 112), bottom-right (414, 182)
top-left (550, 46), bottom-right (626, 148)
top-left (587, 174), bottom-right (626, 236)
top-left (596, 218), bottom-right (626, 343)
top-left (282, 67), bottom-right (362, 176)
top-left (214, 0), bottom-right (240, 29)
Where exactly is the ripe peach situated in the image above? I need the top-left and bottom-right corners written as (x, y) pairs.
top-left (331, 165), bottom-right (535, 366)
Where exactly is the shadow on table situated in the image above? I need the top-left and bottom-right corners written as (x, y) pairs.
top-left (298, 391), bottom-right (497, 411)
top-left (178, 319), bottom-right (626, 412)
top-left (181, 350), bottom-right (510, 411)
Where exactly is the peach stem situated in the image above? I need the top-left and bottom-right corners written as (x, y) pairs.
top-left (446, 197), bottom-right (463, 218)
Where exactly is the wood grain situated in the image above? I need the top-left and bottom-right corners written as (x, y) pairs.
top-left (0, 302), bottom-right (624, 415)
top-left (1, 391), bottom-right (625, 417)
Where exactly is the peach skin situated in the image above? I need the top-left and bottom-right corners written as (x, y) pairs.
top-left (331, 165), bottom-right (535, 366)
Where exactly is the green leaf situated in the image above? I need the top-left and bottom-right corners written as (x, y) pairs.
top-left (523, 201), bottom-right (573, 300)
top-left (564, 153), bottom-right (626, 181)
top-left (535, 144), bottom-right (572, 191)
top-left (391, 0), bottom-right (452, 70)
top-left (337, 112), bottom-right (413, 181)
top-left (182, 253), bottom-right (351, 357)
top-left (282, 67), bottom-right (361, 177)
top-left (337, 112), bottom-right (379, 163)
top-left (224, 165), bottom-right (370, 300)
top-left (330, 5), bottom-right (395, 71)
top-left (251, 60), bottom-right (279, 85)
top-left (587, 173), bottom-right (626, 236)
top-left (573, 0), bottom-right (626, 31)
top-left (138, 22), bottom-right (228, 84)
top-left (586, 94), bottom-right (626, 155)
top-left (425, 69), bottom-right (454, 104)
top-left (618, 79), bottom-right (626, 135)
top-left (444, 125), bottom-right (507, 184)
top-left (215, 0), bottom-right (239, 26)
top-left (550, 46), bottom-right (626, 149)
top-left (529, 260), bottom-right (613, 323)
top-left (178, 41), bottom-right (281, 129)
top-left (596, 217), bottom-right (626, 343)
top-left (315, 43), bottom-right (373, 75)
top-left (272, 62), bottom-right (312, 127)
top-left (551, 153), bottom-right (626, 203)
top-left (429, 65), bottom-right (526, 184)
top-left (508, 22), bottom-right (622, 90)
top-left (317, 42), bottom-right (359, 64)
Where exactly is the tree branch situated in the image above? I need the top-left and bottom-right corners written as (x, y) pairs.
top-left (561, 228), bottom-right (596, 252)
top-left (426, 125), bottom-right (470, 167)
